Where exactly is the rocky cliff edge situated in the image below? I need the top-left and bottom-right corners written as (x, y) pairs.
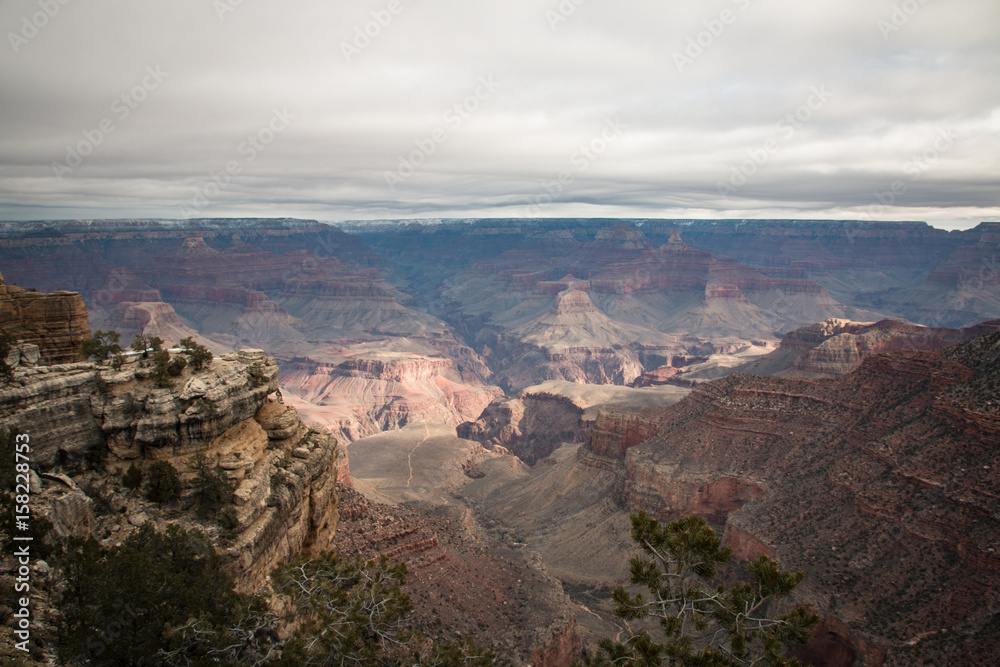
top-left (0, 348), bottom-right (339, 593)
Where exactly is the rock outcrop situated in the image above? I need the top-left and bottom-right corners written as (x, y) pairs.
top-left (459, 380), bottom-right (691, 466)
top-left (0, 273), bottom-right (90, 365)
top-left (279, 352), bottom-right (502, 443)
top-left (0, 347), bottom-right (340, 593)
top-left (335, 485), bottom-right (584, 666)
top-left (457, 392), bottom-right (586, 465)
top-left (738, 317), bottom-right (1000, 378)
top-left (577, 329), bottom-right (1000, 665)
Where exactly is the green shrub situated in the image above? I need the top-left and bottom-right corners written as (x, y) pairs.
top-left (191, 452), bottom-right (234, 519)
top-left (180, 337), bottom-right (213, 371)
top-left (219, 506), bottom-right (240, 532)
top-left (122, 463), bottom-right (142, 490)
top-left (57, 524), bottom-right (243, 665)
top-left (167, 355), bottom-right (187, 376)
top-left (145, 461), bottom-right (179, 503)
top-left (130, 333), bottom-right (163, 358)
top-left (80, 330), bottom-right (122, 362)
top-left (152, 350), bottom-right (173, 387)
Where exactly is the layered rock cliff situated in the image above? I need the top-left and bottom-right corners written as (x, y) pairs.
top-left (437, 225), bottom-right (884, 390)
top-left (279, 351), bottom-right (502, 443)
top-left (577, 330), bottom-right (1000, 665)
top-left (0, 347), bottom-right (339, 593)
top-left (457, 392), bottom-right (587, 465)
top-left (738, 317), bottom-right (1000, 378)
top-left (0, 273), bottom-right (90, 365)
top-left (459, 380), bottom-right (691, 466)
top-left (0, 220), bottom-right (501, 442)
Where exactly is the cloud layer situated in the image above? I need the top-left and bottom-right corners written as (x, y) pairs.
top-left (1, 0), bottom-right (998, 229)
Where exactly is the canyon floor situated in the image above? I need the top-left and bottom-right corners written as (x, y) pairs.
top-left (347, 422), bottom-right (635, 654)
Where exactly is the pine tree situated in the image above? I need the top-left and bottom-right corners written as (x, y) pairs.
top-left (583, 512), bottom-right (819, 666)
top-left (80, 330), bottom-right (122, 362)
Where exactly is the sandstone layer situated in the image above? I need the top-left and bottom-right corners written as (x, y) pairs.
top-left (0, 273), bottom-right (90, 365)
top-left (0, 219), bottom-right (499, 441)
top-left (578, 330), bottom-right (1000, 665)
top-left (458, 379), bottom-right (690, 465)
top-left (0, 348), bottom-right (340, 593)
top-left (335, 486), bottom-right (584, 666)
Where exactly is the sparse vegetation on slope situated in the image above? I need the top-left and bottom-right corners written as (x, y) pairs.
top-left (583, 512), bottom-right (818, 667)
top-left (54, 524), bottom-right (494, 666)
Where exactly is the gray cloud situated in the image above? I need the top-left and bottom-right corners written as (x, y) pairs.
top-left (1, 0), bottom-right (997, 230)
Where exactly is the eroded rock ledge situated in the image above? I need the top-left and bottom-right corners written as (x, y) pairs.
top-left (0, 273), bottom-right (90, 365)
top-left (574, 330), bottom-right (1000, 665)
top-left (0, 348), bottom-right (339, 592)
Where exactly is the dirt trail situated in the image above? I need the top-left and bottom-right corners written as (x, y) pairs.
top-left (406, 421), bottom-right (431, 488)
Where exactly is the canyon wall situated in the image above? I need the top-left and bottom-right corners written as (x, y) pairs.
top-left (575, 330), bottom-right (1000, 665)
top-left (457, 391), bottom-right (587, 465)
top-left (0, 347), bottom-right (340, 593)
top-left (0, 273), bottom-right (90, 365)
top-left (0, 219), bottom-right (500, 441)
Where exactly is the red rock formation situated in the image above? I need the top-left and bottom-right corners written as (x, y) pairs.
top-left (97, 301), bottom-right (216, 349)
top-left (631, 365), bottom-right (680, 387)
top-left (0, 273), bottom-right (90, 365)
top-left (739, 318), bottom-right (1000, 378)
top-left (334, 485), bottom-right (584, 665)
top-left (441, 225), bottom-right (883, 389)
top-left (584, 409), bottom-right (661, 459)
top-left (458, 391), bottom-right (588, 465)
top-left (279, 353), bottom-right (502, 442)
top-left (578, 329), bottom-right (1000, 664)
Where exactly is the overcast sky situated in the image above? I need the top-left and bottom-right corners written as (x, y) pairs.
top-left (1, 0), bottom-right (998, 229)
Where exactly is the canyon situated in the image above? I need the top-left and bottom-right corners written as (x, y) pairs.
top-left (459, 328), bottom-right (1000, 665)
top-left (3, 218), bottom-right (999, 431)
top-left (3, 217), bottom-right (1000, 665)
